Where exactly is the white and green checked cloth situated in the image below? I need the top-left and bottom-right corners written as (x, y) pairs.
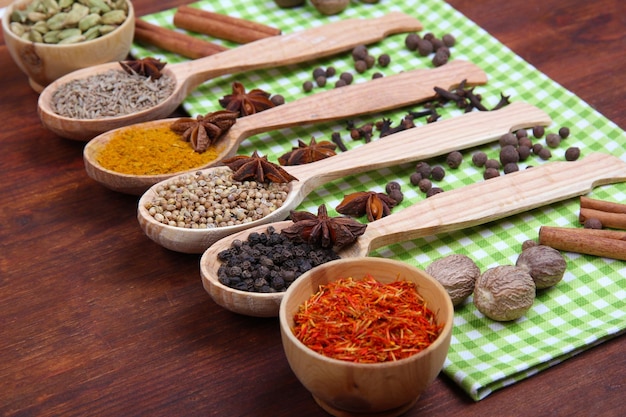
top-left (131, 0), bottom-right (625, 401)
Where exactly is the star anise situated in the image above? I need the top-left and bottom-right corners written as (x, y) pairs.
top-left (223, 151), bottom-right (298, 183)
top-left (119, 57), bottom-right (166, 80)
top-left (282, 204), bottom-right (367, 249)
top-left (336, 191), bottom-right (398, 222)
top-left (278, 137), bottom-right (337, 166)
top-left (218, 81), bottom-right (276, 117)
top-left (170, 110), bottom-right (238, 153)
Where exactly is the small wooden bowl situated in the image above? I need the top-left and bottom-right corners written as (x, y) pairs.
top-left (279, 258), bottom-right (454, 417)
top-left (2, 0), bottom-right (135, 92)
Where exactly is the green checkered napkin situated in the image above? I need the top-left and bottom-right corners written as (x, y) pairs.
top-left (131, 0), bottom-right (626, 401)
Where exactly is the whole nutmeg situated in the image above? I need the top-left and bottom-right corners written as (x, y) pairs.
top-left (311, 0), bottom-right (350, 15)
top-left (474, 265), bottom-right (536, 321)
top-left (426, 254), bottom-right (481, 306)
top-left (516, 245), bottom-right (567, 289)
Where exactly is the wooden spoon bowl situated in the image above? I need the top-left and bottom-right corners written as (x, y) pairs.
top-left (37, 12), bottom-right (422, 140)
top-left (85, 60), bottom-right (487, 195)
top-left (200, 153), bottom-right (626, 317)
top-left (137, 102), bottom-right (549, 254)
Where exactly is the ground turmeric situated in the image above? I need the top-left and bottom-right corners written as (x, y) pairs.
top-left (96, 125), bottom-right (220, 175)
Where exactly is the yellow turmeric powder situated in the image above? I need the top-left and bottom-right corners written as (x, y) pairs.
top-left (96, 125), bottom-right (220, 175)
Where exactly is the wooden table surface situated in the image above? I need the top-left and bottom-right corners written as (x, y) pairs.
top-left (1, 1), bottom-right (624, 416)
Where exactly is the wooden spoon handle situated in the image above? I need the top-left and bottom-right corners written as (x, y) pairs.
top-left (286, 102), bottom-right (551, 189)
top-left (351, 153), bottom-right (626, 257)
top-left (230, 60), bottom-right (487, 142)
top-left (174, 12), bottom-right (422, 92)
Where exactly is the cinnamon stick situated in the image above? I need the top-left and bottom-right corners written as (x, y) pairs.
top-left (134, 18), bottom-right (228, 59)
top-left (579, 207), bottom-right (626, 230)
top-left (580, 196), bottom-right (626, 214)
top-left (538, 226), bottom-right (626, 261)
top-left (174, 6), bottom-right (281, 44)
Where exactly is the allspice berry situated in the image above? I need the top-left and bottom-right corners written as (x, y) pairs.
top-left (474, 265), bottom-right (536, 321)
top-left (515, 245), bottom-right (567, 289)
top-left (311, 0), bottom-right (350, 15)
top-left (426, 254), bottom-right (481, 306)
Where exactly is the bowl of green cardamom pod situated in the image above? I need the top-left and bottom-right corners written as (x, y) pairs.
top-left (2, 0), bottom-right (135, 92)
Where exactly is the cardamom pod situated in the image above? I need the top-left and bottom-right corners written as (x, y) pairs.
top-left (78, 13), bottom-right (101, 32)
top-left (83, 25), bottom-right (101, 40)
top-left (27, 11), bottom-right (48, 22)
top-left (10, 22), bottom-right (26, 37)
top-left (57, 27), bottom-right (82, 40)
top-left (29, 30), bottom-right (44, 43)
top-left (65, 3), bottom-right (90, 26)
top-left (87, 0), bottom-right (111, 13)
top-left (32, 20), bottom-right (50, 34)
top-left (101, 10), bottom-right (126, 25)
top-left (98, 24), bottom-right (117, 35)
top-left (46, 12), bottom-right (68, 30)
top-left (58, 34), bottom-right (86, 44)
top-left (59, 0), bottom-right (76, 8)
top-left (43, 30), bottom-right (62, 43)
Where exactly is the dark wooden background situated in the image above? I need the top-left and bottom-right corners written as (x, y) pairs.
top-left (1, 1), bottom-right (624, 416)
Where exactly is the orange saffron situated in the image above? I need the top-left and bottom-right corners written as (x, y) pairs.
top-left (292, 275), bottom-right (443, 363)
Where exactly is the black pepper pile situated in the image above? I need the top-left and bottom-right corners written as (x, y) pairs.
top-left (217, 226), bottom-right (340, 293)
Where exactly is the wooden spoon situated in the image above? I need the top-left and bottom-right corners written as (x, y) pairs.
top-left (138, 101), bottom-right (550, 254)
top-left (200, 152), bottom-right (626, 317)
top-left (37, 12), bottom-right (422, 141)
top-left (86, 60), bottom-right (487, 195)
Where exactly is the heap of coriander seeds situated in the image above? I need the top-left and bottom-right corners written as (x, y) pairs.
top-left (144, 168), bottom-right (289, 228)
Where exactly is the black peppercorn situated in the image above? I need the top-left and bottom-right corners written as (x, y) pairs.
top-left (545, 133), bottom-right (561, 148)
top-left (442, 33), bottom-right (456, 47)
top-left (517, 145), bottom-right (531, 161)
top-left (499, 145), bottom-right (519, 165)
top-left (365, 55), bottom-right (376, 68)
top-left (303, 80), bottom-right (313, 92)
top-left (405, 33), bottom-right (420, 50)
top-left (409, 172), bottom-right (423, 186)
top-left (472, 151), bottom-right (488, 167)
top-left (583, 218), bottom-right (603, 229)
top-left (354, 60), bottom-right (368, 73)
top-left (518, 137), bottom-right (533, 148)
top-left (431, 165), bottom-right (446, 181)
top-left (565, 146), bottom-right (580, 161)
top-left (325, 66), bottom-right (336, 77)
top-left (417, 39), bottom-right (433, 56)
top-left (503, 162), bottom-right (519, 174)
top-left (270, 95), bottom-right (285, 106)
top-left (532, 125), bottom-right (545, 138)
top-left (385, 181), bottom-right (401, 193)
top-left (415, 161), bottom-right (431, 178)
top-left (483, 167), bottom-right (500, 180)
top-left (532, 143), bottom-right (544, 155)
top-left (498, 132), bottom-right (518, 147)
top-left (538, 147), bottom-right (552, 160)
top-left (315, 75), bottom-right (327, 87)
top-left (446, 151), bottom-right (463, 168)
top-left (515, 129), bottom-right (528, 139)
top-left (426, 187), bottom-right (444, 197)
top-left (388, 190), bottom-right (404, 204)
top-left (485, 159), bottom-right (501, 170)
top-left (340, 72), bottom-right (353, 84)
top-left (313, 67), bottom-right (325, 79)
top-left (352, 44), bottom-right (368, 61)
top-left (558, 127), bottom-right (570, 139)
top-left (335, 79), bottom-right (347, 88)
top-left (431, 37), bottom-right (444, 51)
top-left (372, 72), bottom-right (383, 79)
top-left (377, 53), bottom-right (391, 67)
top-left (418, 178), bottom-right (432, 193)
top-left (432, 49), bottom-right (449, 67)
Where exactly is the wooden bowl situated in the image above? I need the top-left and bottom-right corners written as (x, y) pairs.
top-left (2, 0), bottom-right (135, 92)
top-left (279, 258), bottom-right (454, 417)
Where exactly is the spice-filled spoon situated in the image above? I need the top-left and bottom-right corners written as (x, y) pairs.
top-left (200, 152), bottom-right (626, 317)
top-left (137, 101), bottom-right (550, 254)
top-left (85, 60), bottom-right (486, 195)
top-left (37, 12), bottom-right (422, 140)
